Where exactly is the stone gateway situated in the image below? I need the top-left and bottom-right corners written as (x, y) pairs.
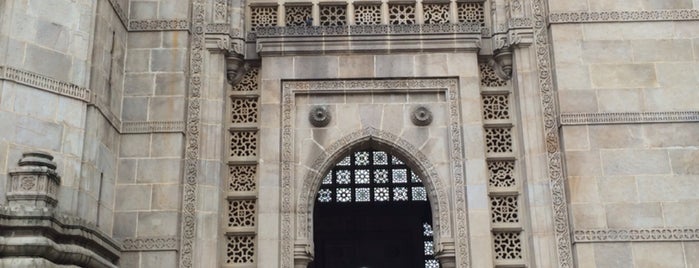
top-left (0, 0), bottom-right (698, 267)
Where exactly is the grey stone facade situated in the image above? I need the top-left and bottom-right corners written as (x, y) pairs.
top-left (0, 0), bottom-right (697, 267)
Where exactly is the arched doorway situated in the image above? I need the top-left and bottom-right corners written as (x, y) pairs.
top-left (311, 149), bottom-right (440, 268)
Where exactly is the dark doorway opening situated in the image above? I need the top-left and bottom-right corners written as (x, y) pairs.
top-left (310, 150), bottom-right (439, 268)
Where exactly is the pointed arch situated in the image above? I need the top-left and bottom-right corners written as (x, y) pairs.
top-left (295, 127), bottom-right (453, 246)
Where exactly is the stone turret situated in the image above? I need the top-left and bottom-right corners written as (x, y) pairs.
top-left (1, 151), bottom-right (121, 268)
top-left (6, 151), bottom-right (61, 209)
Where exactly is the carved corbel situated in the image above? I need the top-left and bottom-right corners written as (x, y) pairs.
top-left (225, 52), bottom-right (247, 85)
top-left (489, 47), bottom-right (513, 80)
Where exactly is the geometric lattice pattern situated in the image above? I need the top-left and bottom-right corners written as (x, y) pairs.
top-left (317, 150), bottom-right (427, 203)
top-left (230, 131), bottom-right (258, 157)
top-left (424, 3), bottom-right (450, 24)
top-left (229, 165), bottom-right (257, 192)
top-left (320, 5), bottom-right (347, 26)
top-left (490, 196), bottom-right (519, 223)
top-left (457, 2), bottom-right (485, 26)
top-left (482, 94), bottom-right (510, 120)
top-left (231, 97), bottom-right (259, 124)
top-left (485, 128), bottom-right (513, 154)
top-left (286, 6), bottom-right (312, 26)
top-left (227, 61), bottom-right (260, 266)
top-left (233, 68), bottom-right (259, 92)
top-left (317, 149), bottom-right (437, 268)
top-left (355, 4), bottom-right (382, 25)
top-left (226, 235), bottom-right (255, 263)
top-left (388, 4), bottom-right (416, 25)
top-left (480, 63), bottom-right (508, 87)
top-left (228, 200), bottom-right (256, 227)
top-left (487, 161), bottom-right (516, 188)
top-left (250, 6), bottom-right (277, 31)
top-left (480, 59), bottom-right (526, 266)
top-left (493, 232), bottom-right (523, 260)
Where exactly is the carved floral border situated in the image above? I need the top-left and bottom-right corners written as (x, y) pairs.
top-left (0, 65), bottom-right (90, 101)
top-left (549, 9), bottom-right (699, 24)
top-left (574, 228), bottom-right (699, 242)
top-left (121, 237), bottom-right (179, 251)
top-left (178, 1), bottom-right (206, 267)
top-left (560, 111), bottom-right (699, 125)
top-left (122, 121), bottom-right (186, 133)
top-left (280, 79), bottom-right (470, 268)
top-left (532, 0), bottom-right (574, 267)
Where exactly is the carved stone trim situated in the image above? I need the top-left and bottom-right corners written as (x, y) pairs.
top-left (121, 237), bottom-right (180, 251)
top-left (560, 111), bottom-right (699, 125)
top-left (178, 2), bottom-right (206, 268)
top-left (574, 228), bottom-right (699, 242)
top-left (206, 23), bottom-right (242, 37)
top-left (281, 79), bottom-right (470, 268)
top-left (122, 121), bottom-right (186, 133)
top-left (0, 65), bottom-right (90, 102)
top-left (129, 19), bottom-right (190, 31)
top-left (531, 0), bottom-right (574, 266)
top-left (89, 98), bottom-right (122, 132)
top-left (549, 9), bottom-right (699, 24)
top-left (106, 0), bottom-right (129, 28)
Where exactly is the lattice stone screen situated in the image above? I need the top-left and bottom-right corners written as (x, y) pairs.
top-left (286, 5), bottom-right (312, 26)
top-left (388, 3), bottom-right (416, 24)
top-left (457, 2), bottom-right (485, 26)
top-left (315, 150), bottom-right (440, 267)
top-left (423, 3), bottom-right (450, 24)
top-left (480, 62), bottom-right (526, 266)
top-left (248, 1), bottom-right (486, 30)
top-left (354, 4), bottom-right (382, 25)
top-left (479, 63), bottom-right (508, 87)
top-left (224, 68), bottom-right (261, 267)
top-left (319, 5), bottom-right (347, 26)
top-left (250, 6), bottom-right (277, 30)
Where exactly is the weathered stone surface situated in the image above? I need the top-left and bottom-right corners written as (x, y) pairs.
top-left (150, 49), bottom-right (186, 72)
top-left (115, 185), bottom-right (151, 211)
top-left (632, 242), bottom-right (686, 268)
top-left (590, 64), bottom-right (657, 88)
top-left (137, 211), bottom-right (179, 236)
top-left (601, 149), bottom-right (671, 176)
top-left (605, 203), bottom-right (664, 228)
top-left (593, 243), bottom-right (633, 267)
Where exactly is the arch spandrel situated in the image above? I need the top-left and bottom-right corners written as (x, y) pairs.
top-left (295, 127), bottom-right (453, 247)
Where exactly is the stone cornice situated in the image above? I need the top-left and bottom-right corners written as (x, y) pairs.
top-left (254, 24), bottom-right (483, 55)
top-left (574, 228), bottom-right (699, 242)
top-left (0, 206), bottom-right (121, 266)
top-left (0, 65), bottom-right (90, 102)
top-left (549, 9), bottom-right (699, 24)
top-left (121, 236), bottom-right (179, 251)
top-left (560, 111), bottom-right (699, 125)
